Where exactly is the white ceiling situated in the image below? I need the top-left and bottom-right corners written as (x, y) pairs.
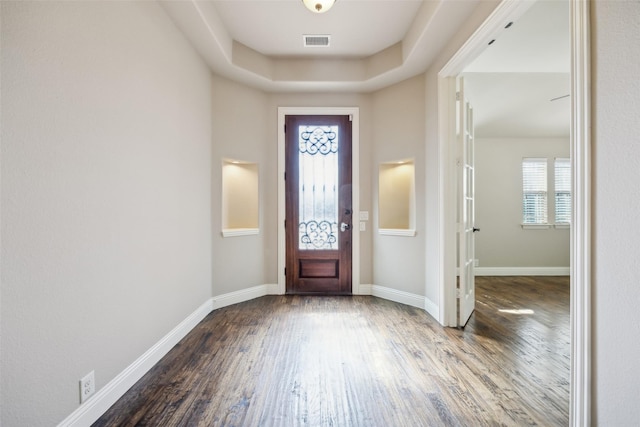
top-left (160, 0), bottom-right (570, 136)
top-left (212, 0), bottom-right (424, 58)
top-left (463, 72), bottom-right (571, 138)
top-left (463, 0), bottom-right (571, 138)
top-left (159, 0), bottom-right (482, 92)
top-left (465, 0), bottom-right (570, 73)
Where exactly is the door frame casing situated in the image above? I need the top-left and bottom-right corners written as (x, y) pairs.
top-left (277, 107), bottom-right (361, 295)
top-left (436, 1), bottom-right (591, 426)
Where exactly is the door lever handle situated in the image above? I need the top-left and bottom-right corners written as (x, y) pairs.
top-left (473, 227), bottom-right (480, 232)
top-left (340, 222), bottom-right (351, 232)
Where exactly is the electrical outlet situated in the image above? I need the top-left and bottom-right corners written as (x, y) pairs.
top-left (79, 371), bottom-right (95, 403)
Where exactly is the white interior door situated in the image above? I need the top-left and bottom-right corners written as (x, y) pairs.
top-left (457, 77), bottom-right (476, 327)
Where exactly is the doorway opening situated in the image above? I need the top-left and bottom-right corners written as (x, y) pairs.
top-left (284, 114), bottom-right (353, 294)
top-left (277, 107), bottom-right (362, 296)
top-left (437, 0), bottom-right (590, 424)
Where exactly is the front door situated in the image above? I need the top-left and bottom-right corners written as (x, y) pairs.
top-left (285, 115), bottom-right (352, 294)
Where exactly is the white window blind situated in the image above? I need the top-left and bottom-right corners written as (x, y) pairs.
top-left (555, 158), bottom-right (571, 224)
top-left (522, 158), bottom-right (548, 224)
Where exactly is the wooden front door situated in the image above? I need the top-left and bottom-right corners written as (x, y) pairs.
top-left (285, 115), bottom-right (352, 294)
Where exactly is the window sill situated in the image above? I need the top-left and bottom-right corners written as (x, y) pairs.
top-left (521, 223), bottom-right (551, 230)
top-left (379, 228), bottom-right (416, 237)
top-left (221, 228), bottom-right (259, 237)
top-left (521, 223), bottom-right (571, 230)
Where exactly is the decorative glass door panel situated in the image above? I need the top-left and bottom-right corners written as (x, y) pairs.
top-left (285, 115), bottom-right (352, 294)
top-left (298, 125), bottom-right (339, 250)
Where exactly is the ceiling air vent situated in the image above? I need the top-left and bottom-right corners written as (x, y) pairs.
top-left (304, 35), bottom-right (330, 48)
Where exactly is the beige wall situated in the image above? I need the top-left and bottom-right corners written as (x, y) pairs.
top-left (211, 74), bottom-right (268, 295)
top-left (371, 75), bottom-right (427, 296)
top-left (475, 138), bottom-right (570, 268)
top-left (212, 77), bottom-right (430, 294)
top-left (1, 2), bottom-right (213, 425)
top-left (592, 0), bottom-right (640, 423)
top-left (209, 83), bottom-right (377, 289)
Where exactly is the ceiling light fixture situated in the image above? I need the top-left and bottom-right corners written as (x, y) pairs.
top-left (302, 0), bottom-right (335, 13)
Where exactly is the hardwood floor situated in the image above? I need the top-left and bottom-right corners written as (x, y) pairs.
top-left (94, 276), bottom-right (569, 426)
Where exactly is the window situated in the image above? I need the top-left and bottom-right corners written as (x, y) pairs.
top-left (522, 158), bottom-right (548, 224)
top-left (555, 158), bottom-right (571, 224)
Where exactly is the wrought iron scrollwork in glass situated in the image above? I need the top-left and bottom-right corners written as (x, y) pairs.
top-left (299, 220), bottom-right (338, 250)
top-left (299, 126), bottom-right (338, 155)
top-left (298, 125), bottom-right (339, 251)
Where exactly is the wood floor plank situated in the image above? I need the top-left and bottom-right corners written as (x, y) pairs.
top-left (94, 276), bottom-right (569, 426)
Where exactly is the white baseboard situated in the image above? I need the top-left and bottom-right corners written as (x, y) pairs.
top-left (58, 298), bottom-right (214, 427)
top-left (424, 297), bottom-right (439, 320)
top-left (58, 283), bottom-right (442, 426)
top-left (265, 283), bottom-right (281, 295)
top-left (58, 284), bottom-right (276, 427)
top-left (371, 285), bottom-right (425, 309)
top-left (212, 284), bottom-right (269, 310)
top-left (358, 284), bottom-right (435, 318)
top-left (356, 285), bottom-right (438, 321)
top-left (475, 267), bottom-right (570, 276)
top-left (355, 284), bottom-right (372, 295)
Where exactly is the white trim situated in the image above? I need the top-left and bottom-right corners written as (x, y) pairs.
top-left (437, 0), bottom-right (590, 425)
top-left (57, 299), bottom-right (214, 427)
top-left (378, 228), bottom-right (417, 237)
top-left (357, 284), bottom-right (373, 295)
top-left (57, 283), bottom-right (282, 426)
top-left (521, 224), bottom-right (552, 230)
top-left (424, 297), bottom-right (439, 321)
top-left (211, 285), bottom-right (269, 310)
top-left (371, 285), bottom-right (425, 310)
top-left (570, 0), bottom-right (591, 425)
top-left (265, 283), bottom-right (281, 295)
top-left (519, 223), bottom-right (571, 230)
top-left (437, 75), bottom-right (458, 327)
top-left (437, 0), bottom-right (537, 329)
top-left (277, 107), bottom-right (361, 295)
top-left (438, 1), bottom-right (536, 76)
top-left (221, 228), bottom-right (259, 237)
top-left (475, 267), bottom-right (570, 276)
top-left (362, 285), bottom-right (439, 321)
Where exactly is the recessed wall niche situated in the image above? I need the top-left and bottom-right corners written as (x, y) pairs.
top-left (378, 159), bottom-right (416, 236)
top-left (221, 159), bottom-right (259, 237)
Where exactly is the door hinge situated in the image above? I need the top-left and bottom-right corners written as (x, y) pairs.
top-left (456, 91), bottom-right (461, 101)
top-left (456, 288), bottom-right (461, 298)
top-left (284, 267), bottom-right (286, 276)
top-left (349, 114), bottom-right (353, 122)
